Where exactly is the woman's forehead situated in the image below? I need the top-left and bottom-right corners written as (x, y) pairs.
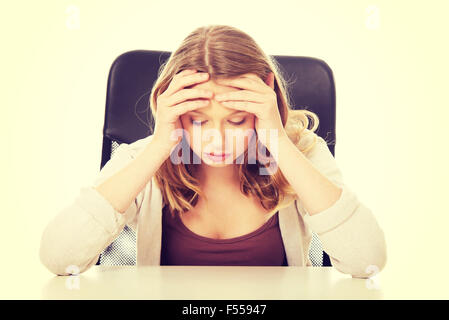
top-left (184, 80), bottom-right (251, 118)
top-left (187, 109), bottom-right (248, 117)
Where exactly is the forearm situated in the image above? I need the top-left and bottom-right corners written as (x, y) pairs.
top-left (273, 134), bottom-right (343, 216)
top-left (265, 133), bottom-right (387, 277)
top-left (95, 139), bottom-right (169, 214)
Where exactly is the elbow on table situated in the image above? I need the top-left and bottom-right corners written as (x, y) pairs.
top-left (39, 231), bottom-right (100, 276)
top-left (332, 235), bottom-right (388, 279)
top-left (39, 246), bottom-right (99, 276)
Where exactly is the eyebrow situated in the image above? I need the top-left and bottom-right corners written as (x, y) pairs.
top-left (188, 110), bottom-right (247, 117)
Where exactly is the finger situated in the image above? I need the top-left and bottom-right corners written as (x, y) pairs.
top-left (214, 90), bottom-right (264, 103)
top-left (182, 69), bottom-right (197, 74)
top-left (242, 73), bottom-right (264, 82)
top-left (165, 71), bottom-right (193, 97)
top-left (220, 100), bottom-right (261, 117)
top-left (176, 69), bottom-right (197, 76)
top-left (168, 88), bottom-right (213, 106)
top-left (215, 76), bottom-right (266, 93)
top-left (165, 71), bottom-right (209, 96)
top-left (172, 99), bottom-right (210, 116)
top-left (221, 73), bottom-right (272, 91)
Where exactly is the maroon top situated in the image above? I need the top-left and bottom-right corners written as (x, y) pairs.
top-left (160, 205), bottom-right (288, 266)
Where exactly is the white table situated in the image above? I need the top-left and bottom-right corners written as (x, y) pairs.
top-left (39, 265), bottom-right (383, 300)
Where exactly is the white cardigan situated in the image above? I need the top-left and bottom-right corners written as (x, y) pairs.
top-left (39, 131), bottom-right (387, 278)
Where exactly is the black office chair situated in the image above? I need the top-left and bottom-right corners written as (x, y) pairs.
top-left (95, 50), bottom-right (336, 267)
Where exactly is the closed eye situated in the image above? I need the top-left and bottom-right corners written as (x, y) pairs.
top-left (190, 118), bottom-right (246, 126)
top-left (191, 119), bottom-right (207, 126)
top-left (229, 119), bottom-right (246, 125)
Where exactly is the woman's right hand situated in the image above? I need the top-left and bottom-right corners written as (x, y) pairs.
top-left (151, 69), bottom-right (213, 155)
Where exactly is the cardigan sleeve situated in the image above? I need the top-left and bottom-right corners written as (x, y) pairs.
top-left (294, 130), bottom-right (387, 279)
top-left (39, 142), bottom-right (143, 276)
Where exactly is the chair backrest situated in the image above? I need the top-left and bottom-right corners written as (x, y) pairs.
top-left (96, 50), bottom-right (336, 267)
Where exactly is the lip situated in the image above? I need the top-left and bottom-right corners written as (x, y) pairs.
top-left (204, 152), bottom-right (231, 162)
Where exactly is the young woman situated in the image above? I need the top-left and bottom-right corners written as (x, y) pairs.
top-left (39, 25), bottom-right (387, 278)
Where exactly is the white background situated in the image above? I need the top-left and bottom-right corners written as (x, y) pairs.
top-left (1, 0), bottom-right (448, 298)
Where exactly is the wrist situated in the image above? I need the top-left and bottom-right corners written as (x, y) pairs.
top-left (145, 137), bottom-right (174, 158)
top-left (260, 129), bottom-right (290, 158)
top-left (277, 130), bottom-right (290, 145)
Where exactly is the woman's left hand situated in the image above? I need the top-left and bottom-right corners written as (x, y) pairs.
top-left (213, 72), bottom-right (287, 148)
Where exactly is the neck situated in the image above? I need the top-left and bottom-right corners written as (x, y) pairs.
top-left (197, 164), bottom-right (240, 191)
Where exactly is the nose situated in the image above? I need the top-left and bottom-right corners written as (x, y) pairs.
top-left (202, 127), bottom-right (230, 153)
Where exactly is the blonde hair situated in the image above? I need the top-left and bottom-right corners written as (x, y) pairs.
top-left (149, 24), bottom-right (319, 218)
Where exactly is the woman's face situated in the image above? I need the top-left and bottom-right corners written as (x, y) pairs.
top-left (179, 78), bottom-right (256, 167)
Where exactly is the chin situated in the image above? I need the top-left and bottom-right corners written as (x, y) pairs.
top-left (202, 161), bottom-right (232, 167)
